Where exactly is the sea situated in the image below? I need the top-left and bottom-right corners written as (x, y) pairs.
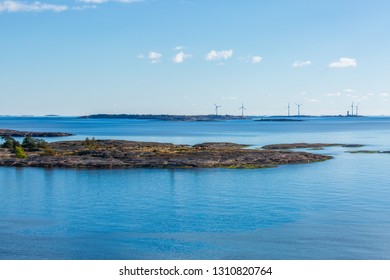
top-left (0, 116), bottom-right (389, 260)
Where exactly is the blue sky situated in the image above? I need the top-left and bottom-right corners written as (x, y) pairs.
top-left (1, 0), bottom-right (390, 116)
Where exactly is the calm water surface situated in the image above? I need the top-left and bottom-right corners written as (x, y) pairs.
top-left (0, 117), bottom-right (389, 259)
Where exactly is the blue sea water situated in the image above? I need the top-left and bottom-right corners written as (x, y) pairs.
top-left (0, 116), bottom-right (390, 259)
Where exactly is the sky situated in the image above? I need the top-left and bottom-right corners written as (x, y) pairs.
top-left (1, 0), bottom-right (390, 116)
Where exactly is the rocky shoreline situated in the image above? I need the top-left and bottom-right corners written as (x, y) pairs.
top-left (0, 140), bottom-right (333, 169)
top-left (0, 129), bottom-right (73, 137)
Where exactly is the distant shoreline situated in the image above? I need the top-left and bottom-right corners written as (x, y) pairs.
top-left (79, 114), bottom-right (367, 121)
top-left (0, 114), bottom-right (379, 119)
top-left (79, 114), bottom-right (248, 121)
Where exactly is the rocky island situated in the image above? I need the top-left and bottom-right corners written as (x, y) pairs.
top-left (0, 129), bottom-right (73, 137)
top-left (0, 139), bottom-right (332, 169)
top-left (262, 143), bottom-right (364, 149)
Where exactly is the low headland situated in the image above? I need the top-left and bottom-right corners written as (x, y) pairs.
top-left (0, 136), bottom-right (333, 169)
top-left (0, 129), bottom-right (73, 137)
top-left (79, 114), bottom-right (247, 121)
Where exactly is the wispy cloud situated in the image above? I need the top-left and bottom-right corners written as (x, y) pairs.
top-left (148, 51), bottom-right (162, 64)
top-left (0, 1), bottom-right (68, 13)
top-left (206, 49), bottom-right (233, 61)
top-left (292, 60), bottom-right (311, 67)
top-left (0, 0), bottom-right (142, 13)
top-left (172, 51), bottom-right (191, 63)
top-left (327, 92), bottom-right (342, 96)
top-left (79, 0), bottom-right (142, 3)
top-left (174, 46), bottom-right (185, 51)
top-left (329, 57), bottom-right (357, 68)
top-left (222, 96), bottom-right (238, 100)
top-left (343, 88), bottom-right (356, 93)
top-left (380, 92), bottom-right (389, 97)
top-left (250, 56), bottom-right (262, 64)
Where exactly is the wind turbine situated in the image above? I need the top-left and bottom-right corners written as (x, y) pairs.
top-left (214, 103), bottom-right (221, 116)
top-left (287, 103), bottom-right (291, 117)
top-left (355, 103), bottom-right (359, 116)
top-left (351, 102), bottom-right (354, 116)
top-left (239, 103), bottom-right (247, 117)
top-left (295, 103), bottom-right (302, 116)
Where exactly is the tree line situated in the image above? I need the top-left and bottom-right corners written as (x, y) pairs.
top-left (1, 135), bottom-right (47, 158)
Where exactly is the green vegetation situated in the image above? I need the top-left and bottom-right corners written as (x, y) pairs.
top-left (1, 135), bottom-right (47, 158)
top-left (1, 136), bottom-right (21, 151)
top-left (14, 146), bottom-right (27, 159)
top-left (41, 146), bottom-right (56, 156)
top-left (22, 135), bottom-right (47, 151)
top-left (83, 137), bottom-right (98, 149)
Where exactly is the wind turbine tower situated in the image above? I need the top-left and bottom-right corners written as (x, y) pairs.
top-left (239, 103), bottom-right (247, 117)
top-left (351, 102), bottom-right (354, 116)
top-left (214, 103), bottom-right (221, 116)
top-left (296, 103), bottom-right (302, 116)
top-left (355, 104), bottom-right (359, 116)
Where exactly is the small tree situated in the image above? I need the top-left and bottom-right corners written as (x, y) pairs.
top-left (1, 136), bottom-right (21, 151)
top-left (15, 146), bottom-right (27, 159)
top-left (35, 138), bottom-right (47, 149)
top-left (83, 137), bottom-right (97, 148)
top-left (22, 135), bottom-right (47, 151)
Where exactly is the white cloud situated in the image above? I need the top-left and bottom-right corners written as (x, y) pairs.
top-left (222, 96), bottom-right (238, 100)
top-left (174, 46), bottom-right (185, 51)
top-left (0, 0), bottom-right (139, 13)
top-left (206, 49), bottom-right (233, 61)
top-left (380, 92), bottom-right (389, 97)
top-left (73, 4), bottom-right (97, 10)
top-left (79, 0), bottom-right (142, 3)
top-left (327, 92), bottom-right (342, 96)
top-left (329, 57), bottom-right (357, 68)
top-left (251, 56), bottom-right (263, 64)
top-left (343, 88), bottom-right (356, 93)
top-left (292, 60), bottom-right (311, 67)
top-left (79, 0), bottom-right (106, 3)
top-left (148, 51), bottom-right (162, 64)
top-left (0, 1), bottom-right (68, 13)
top-left (137, 54), bottom-right (145, 59)
top-left (172, 51), bottom-right (191, 63)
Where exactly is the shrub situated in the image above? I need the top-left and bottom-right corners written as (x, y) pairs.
top-left (42, 146), bottom-right (56, 156)
top-left (15, 146), bottom-right (27, 159)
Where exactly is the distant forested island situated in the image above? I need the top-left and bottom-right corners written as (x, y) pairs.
top-left (79, 114), bottom-right (366, 121)
top-left (80, 114), bottom-right (248, 121)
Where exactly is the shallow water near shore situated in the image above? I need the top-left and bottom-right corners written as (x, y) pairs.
top-left (0, 116), bottom-right (390, 259)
